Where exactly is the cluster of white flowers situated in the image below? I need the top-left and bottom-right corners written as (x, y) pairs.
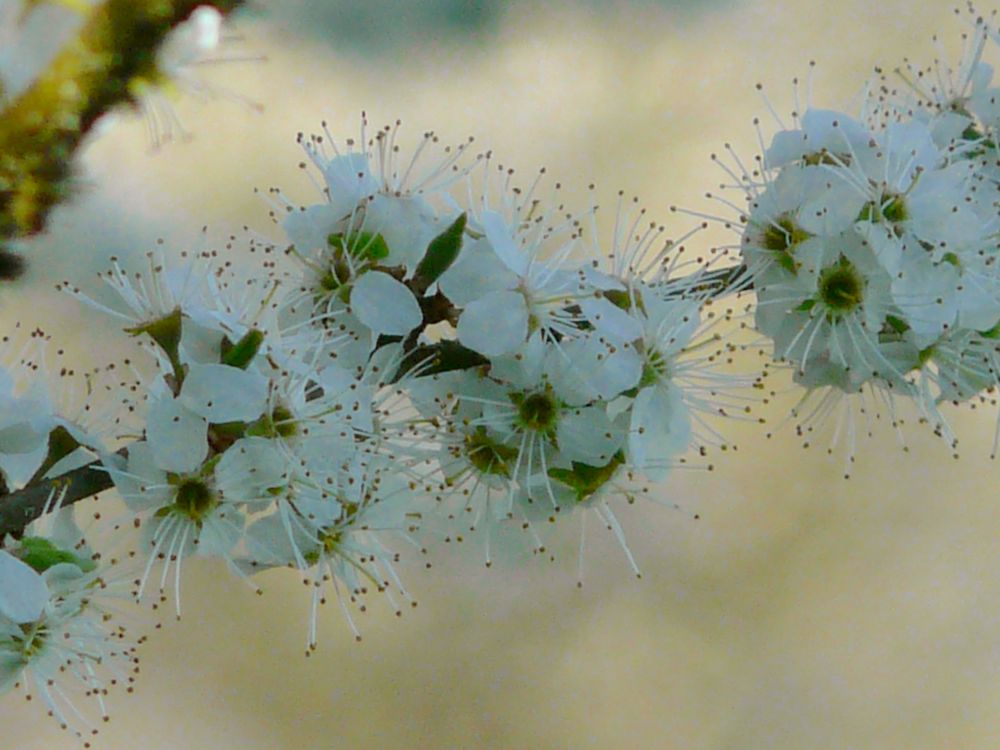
top-left (0, 331), bottom-right (141, 741)
top-left (49, 117), bottom-right (743, 667)
top-left (723, 8), bottom-right (1000, 452)
top-left (0, 503), bottom-right (138, 746)
top-left (12, 1), bottom-right (1000, 739)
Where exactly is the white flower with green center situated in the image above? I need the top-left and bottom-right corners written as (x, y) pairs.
top-left (887, 17), bottom-right (995, 148)
top-left (764, 108), bottom-right (872, 170)
top-left (756, 230), bottom-right (901, 385)
top-left (290, 118), bottom-right (477, 275)
top-left (282, 226), bottom-right (423, 347)
top-left (250, 358), bottom-right (376, 482)
top-left (0, 567), bottom-right (137, 739)
top-left (455, 337), bottom-right (625, 510)
top-left (105, 441), bottom-right (247, 614)
top-left (741, 166), bottom-right (855, 283)
top-left (854, 157), bottom-right (987, 267)
top-left (407, 370), bottom-right (541, 563)
top-left (243, 459), bottom-right (418, 647)
top-left (455, 209), bottom-right (584, 356)
top-left (0, 506), bottom-right (138, 739)
top-left (620, 295), bottom-right (706, 480)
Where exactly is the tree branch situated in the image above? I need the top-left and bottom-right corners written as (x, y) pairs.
top-left (0, 461), bottom-right (113, 539)
top-left (0, 0), bottom-right (245, 244)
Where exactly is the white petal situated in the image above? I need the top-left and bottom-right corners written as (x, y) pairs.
top-left (113, 442), bottom-right (172, 512)
top-left (438, 237), bottom-right (518, 305)
top-left (0, 550), bottom-right (48, 625)
top-left (42, 563), bottom-right (86, 593)
top-left (489, 334), bottom-right (547, 388)
top-left (628, 385), bottom-right (690, 477)
top-left (179, 318), bottom-right (227, 366)
top-left (215, 437), bottom-right (288, 503)
top-left (457, 290), bottom-right (529, 357)
top-left (367, 194), bottom-right (442, 272)
top-left (0, 418), bottom-right (48, 455)
top-left (179, 363), bottom-right (269, 423)
top-left (147, 397), bottom-right (209, 473)
top-left (323, 153), bottom-right (378, 214)
top-left (0, 441), bottom-right (49, 490)
top-left (578, 297), bottom-right (643, 342)
top-left (557, 406), bottom-right (624, 466)
top-left (481, 210), bottom-right (529, 276)
top-left (351, 271), bottom-right (423, 336)
top-left (283, 204), bottom-right (342, 253)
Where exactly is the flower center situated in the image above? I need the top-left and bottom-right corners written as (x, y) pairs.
top-left (173, 478), bottom-right (217, 523)
top-left (464, 428), bottom-right (518, 477)
top-left (517, 391), bottom-right (558, 432)
top-left (758, 214), bottom-right (811, 274)
top-left (818, 258), bottom-right (864, 314)
top-left (859, 191), bottom-right (908, 224)
top-left (640, 348), bottom-right (669, 388)
top-left (12, 622), bottom-right (47, 659)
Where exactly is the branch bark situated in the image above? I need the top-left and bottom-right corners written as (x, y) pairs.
top-left (0, 0), bottom-right (245, 243)
top-left (0, 461), bottom-right (113, 539)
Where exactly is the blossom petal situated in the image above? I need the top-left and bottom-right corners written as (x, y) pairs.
top-left (179, 363), bottom-right (269, 423)
top-left (147, 397), bottom-right (209, 473)
top-left (350, 270), bottom-right (423, 336)
top-left (0, 550), bottom-right (48, 625)
top-left (628, 385), bottom-right (690, 481)
top-left (457, 290), bottom-right (529, 357)
top-left (481, 210), bottom-right (529, 276)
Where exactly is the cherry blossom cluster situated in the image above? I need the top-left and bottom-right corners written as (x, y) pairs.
top-left (49, 118), bottom-right (742, 668)
top-left (726, 8), bottom-right (1000, 446)
top-left (8, 2), bottom-right (1000, 742)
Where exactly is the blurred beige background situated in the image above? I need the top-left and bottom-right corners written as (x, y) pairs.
top-left (5, 0), bottom-right (1000, 748)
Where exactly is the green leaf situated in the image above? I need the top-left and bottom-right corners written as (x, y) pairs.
top-left (548, 452), bottom-right (625, 504)
top-left (125, 307), bottom-right (184, 387)
top-left (18, 536), bottom-right (96, 574)
top-left (884, 314), bottom-right (910, 335)
top-left (413, 212), bottom-right (467, 292)
top-left (221, 329), bottom-right (265, 370)
top-left (328, 232), bottom-right (390, 262)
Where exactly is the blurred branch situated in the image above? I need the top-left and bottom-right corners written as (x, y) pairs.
top-left (0, 0), bottom-right (245, 252)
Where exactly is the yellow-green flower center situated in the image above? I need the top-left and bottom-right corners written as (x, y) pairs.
top-left (464, 428), bottom-right (518, 477)
top-left (516, 391), bottom-right (558, 432)
top-left (171, 478), bottom-right (217, 524)
top-left (818, 258), bottom-right (865, 314)
top-left (759, 214), bottom-right (811, 273)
